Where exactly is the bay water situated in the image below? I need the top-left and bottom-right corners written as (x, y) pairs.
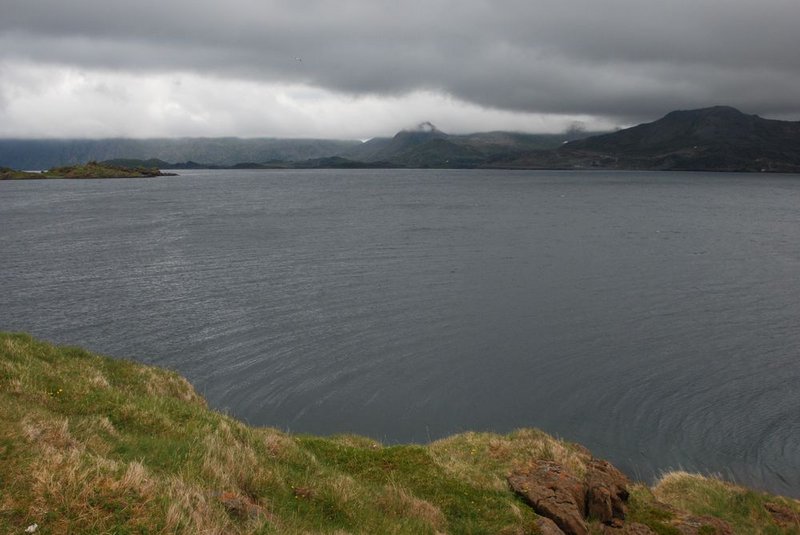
top-left (2, 169), bottom-right (799, 496)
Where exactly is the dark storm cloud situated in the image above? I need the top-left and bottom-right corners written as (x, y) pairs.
top-left (2, 0), bottom-right (800, 122)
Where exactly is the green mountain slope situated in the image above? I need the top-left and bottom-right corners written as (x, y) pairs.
top-left (495, 107), bottom-right (800, 172)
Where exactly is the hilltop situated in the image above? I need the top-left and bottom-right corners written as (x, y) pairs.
top-left (1, 332), bottom-right (798, 534)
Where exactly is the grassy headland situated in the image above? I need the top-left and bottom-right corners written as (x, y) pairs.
top-left (0, 162), bottom-right (175, 180)
top-left (0, 332), bottom-right (797, 534)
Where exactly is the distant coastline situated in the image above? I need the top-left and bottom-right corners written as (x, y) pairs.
top-left (2, 107), bottom-right (800, 174)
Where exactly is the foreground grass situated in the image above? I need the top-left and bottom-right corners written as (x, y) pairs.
top-left (0, 332), bottom-right (798, 534)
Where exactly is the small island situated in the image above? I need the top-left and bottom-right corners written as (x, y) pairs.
top-left (0, 161), bottom-right (176, 180)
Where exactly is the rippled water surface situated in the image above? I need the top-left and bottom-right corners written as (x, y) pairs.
top-left (2, 169), bottom-right (799, 496)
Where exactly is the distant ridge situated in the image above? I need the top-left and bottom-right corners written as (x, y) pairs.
top-left (342, 126), bottom-right (590, 168)
top-left (3, 107), bottom-right (797, 172)
top-left (568, 106), bottom-right (800, 153)
top-left (494, 106), bottom-right (800, 172)
top-left (0, 131), bottom-right (584, 170)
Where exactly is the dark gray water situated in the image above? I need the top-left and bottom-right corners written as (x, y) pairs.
top-left (2, 169), bottom-right (799, 496)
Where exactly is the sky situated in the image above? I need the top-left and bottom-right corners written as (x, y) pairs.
top-left (1, 0), bottom-right (799, 139)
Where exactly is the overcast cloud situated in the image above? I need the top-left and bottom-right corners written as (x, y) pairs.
top-left (1, 0), bottom-right (799, 138)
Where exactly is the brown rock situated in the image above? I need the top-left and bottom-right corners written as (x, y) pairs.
top-left (509, 457), bottom-right (637, 534)
top-left (586, 484), bottom-right (613, 521)
top-left (535, 516), bottom-right (567, 535)
top-left (585, 458), bottom-right (630, 523)
top-left (508, 461), bottom-right (588, 535)
top-left (765, 501), bottom-right (799, 529)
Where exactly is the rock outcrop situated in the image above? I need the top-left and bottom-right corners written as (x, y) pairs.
top-left (585, 459), bottom-right (630, 524)
top-left (535, 516), bottom-right (570, 535)
top-left (508, 461), bottom-right (589, 535)
top-left (508, 458), bottom-right (636, 535)
top-left (508, 458), bottom-right (740, 535)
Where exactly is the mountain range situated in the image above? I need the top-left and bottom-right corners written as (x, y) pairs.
top-left (338, 121), bottom-right (593, 168)
top-left (495, 106), bottom-right (800, 172)
top-left (1, 107), bottom-right (799, 172)
top-left (0, 138), bottom-right (361, 170)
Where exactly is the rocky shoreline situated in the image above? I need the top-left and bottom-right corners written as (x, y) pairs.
top-left (506, 457), bottom-right (798, 534)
